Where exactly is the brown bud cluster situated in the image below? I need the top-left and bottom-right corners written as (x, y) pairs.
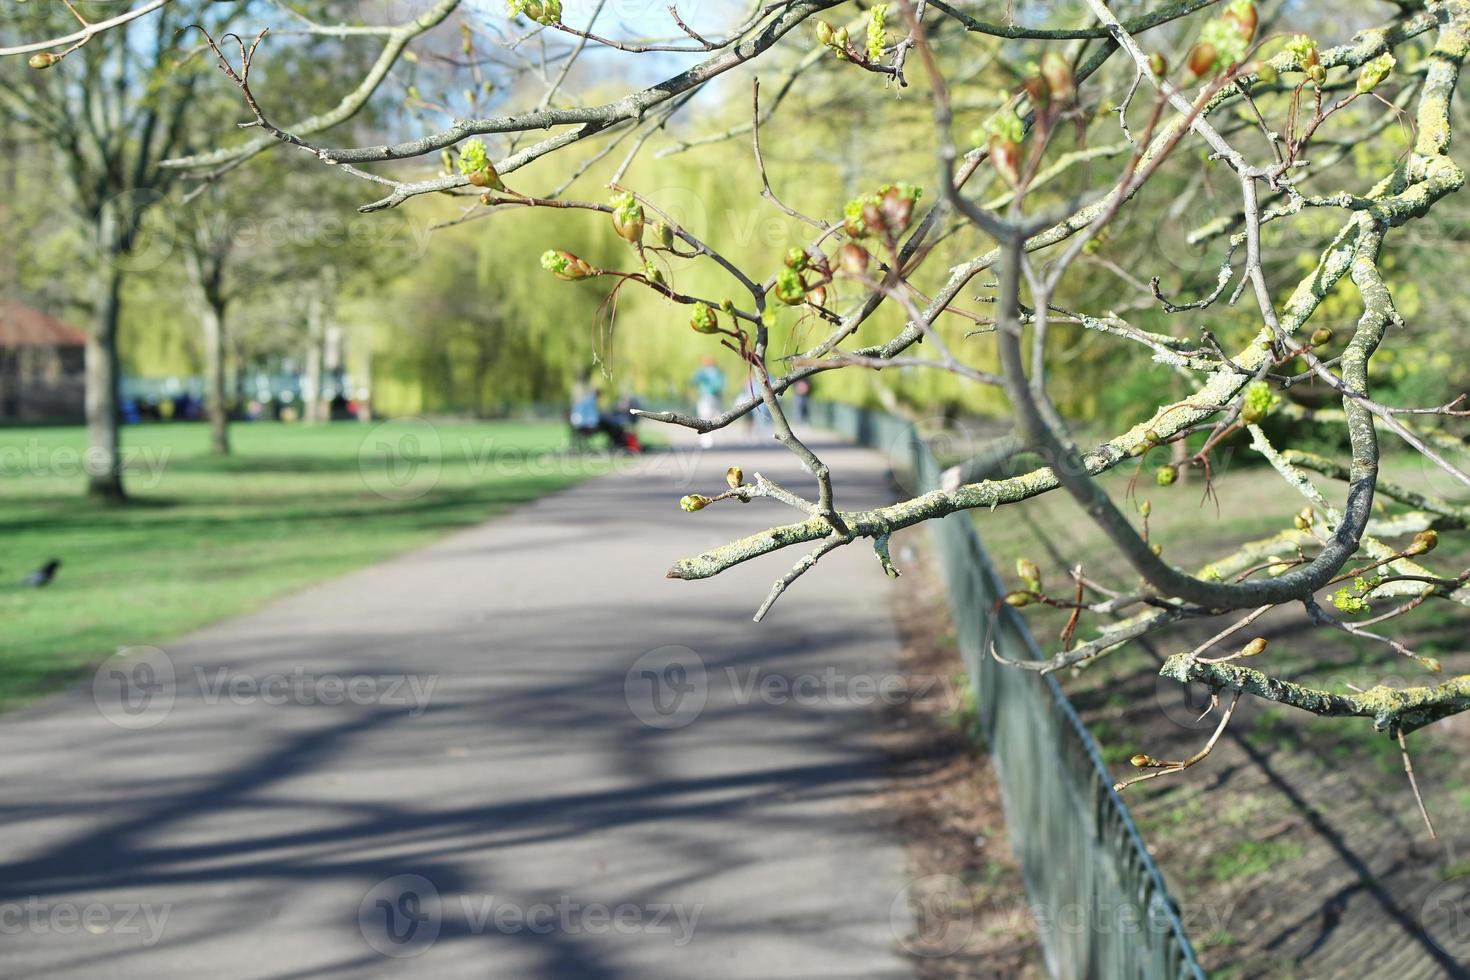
top-left (989, 138), bottom-right (1021, 187)
top-left (1188, 42), bottom-right (1219, 78)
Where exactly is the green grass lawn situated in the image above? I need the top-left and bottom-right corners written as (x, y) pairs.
top-left (0, 419), bottom-right (627, 707)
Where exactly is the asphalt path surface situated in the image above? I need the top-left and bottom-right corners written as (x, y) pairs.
top-left (0, 430), bottom-right (921, 979)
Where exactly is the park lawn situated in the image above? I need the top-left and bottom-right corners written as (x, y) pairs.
top-left (0, 419), bottom-right (634, 708)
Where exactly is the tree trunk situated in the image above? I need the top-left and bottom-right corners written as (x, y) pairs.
top-left (358, 344), bottom-right (373, 421)
top-left (85, 258), bottom-right (126, 501)
top-left (304, 293), bottom-right (325, 423)
top-left (202, 294), bottom-right (230, 455)
top-left (184, 241), bottom-right (232, 454)
top-left (473, 344), bottom-right (492, 418)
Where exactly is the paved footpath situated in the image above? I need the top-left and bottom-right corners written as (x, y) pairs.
top-left (0, 430), bottom-right (921, 979)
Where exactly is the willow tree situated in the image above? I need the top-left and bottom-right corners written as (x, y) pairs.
top-left (12, 0), bottom-right (1470, 801)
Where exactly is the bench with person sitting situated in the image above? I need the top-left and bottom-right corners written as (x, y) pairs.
top-left (569, 383), bottom-right (642, 453)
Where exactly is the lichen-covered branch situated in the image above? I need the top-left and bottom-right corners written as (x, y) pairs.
top-left (1161, 654), bottom-right (1470, 736)
top-left (1283, 448), bottom-right (1470, 528)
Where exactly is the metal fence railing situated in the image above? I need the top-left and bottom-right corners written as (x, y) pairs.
top-left (809, 402), bottom-right (1204, 980)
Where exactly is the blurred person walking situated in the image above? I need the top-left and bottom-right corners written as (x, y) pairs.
top-left (691, 357), bottom-right (726, 450)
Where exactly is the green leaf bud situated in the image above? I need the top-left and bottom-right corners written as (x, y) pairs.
top-left (866, 4), bottom-right (888, 62)
top-left (773, 267), bottom-right (806, 306)
top-left (541, 249), bottom-right (594, 281)
top-left (1357, 52), bottom-right (1395, 95)
top-left (690, 302), bottom-right (719, 334)
top-left (1016, 558), bottom-right (1041, 591)
top-left (1241, 380), bottom-right (1277, 424)
top-left (611, 192), bottom-right (644, 244)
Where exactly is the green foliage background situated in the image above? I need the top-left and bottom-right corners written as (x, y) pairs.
top-left (4, 0), bottom-right (1469, 433)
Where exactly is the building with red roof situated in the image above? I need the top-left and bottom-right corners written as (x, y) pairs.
top-left (0, 299), bottom-right (87, 422)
